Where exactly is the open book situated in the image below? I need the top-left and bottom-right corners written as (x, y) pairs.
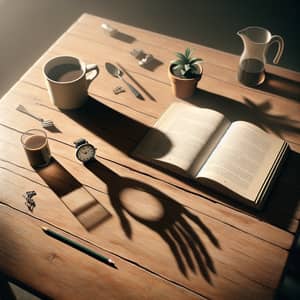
top-left (132, 102), bottom-right (289, 209)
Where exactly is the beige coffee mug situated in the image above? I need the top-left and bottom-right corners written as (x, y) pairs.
top-left (43, 56), bottom-right (99, 109)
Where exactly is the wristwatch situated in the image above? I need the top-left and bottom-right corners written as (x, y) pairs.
top-left (73, 138), bottom-right (96, 163)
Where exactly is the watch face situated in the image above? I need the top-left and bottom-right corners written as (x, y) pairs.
top-left (76, 144), bottom-right (95, 162)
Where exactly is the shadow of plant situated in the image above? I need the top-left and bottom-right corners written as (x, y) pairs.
top-left (187, 89), bottom-right (300, 138)
top-left (243, 97), bottom-right (300, 138)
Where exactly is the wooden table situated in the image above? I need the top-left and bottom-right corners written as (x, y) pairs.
top-left (1, 13), bottom-right (300, 300)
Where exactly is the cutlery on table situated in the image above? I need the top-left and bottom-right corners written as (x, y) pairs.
top-left (16, 104), bottom-right (55, 129)
top-left (105, 62), bottom-right (143, 99)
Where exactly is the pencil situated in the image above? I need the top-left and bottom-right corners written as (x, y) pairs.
top-left (41, 226), bottom-right (116, 268)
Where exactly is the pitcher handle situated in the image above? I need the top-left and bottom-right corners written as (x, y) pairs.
top-left (85, 64), bottom-right (99, 88)
top-left (269, 35), bottom-right (284, 64)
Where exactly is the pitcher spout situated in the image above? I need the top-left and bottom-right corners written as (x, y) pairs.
top-left (237, 27), bottom-right (253, 44)
top-left (237, 27), bottom-right (248, 37)
top-left (237, 27), bottom-right (252, 47)
top-left (237, 26), bottom-right (271, 44)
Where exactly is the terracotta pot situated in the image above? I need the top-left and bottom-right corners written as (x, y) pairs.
top-left (168, 64), bottom-right (203, 98)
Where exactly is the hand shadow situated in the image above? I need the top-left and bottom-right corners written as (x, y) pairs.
top-left (85, 158), bottom-right (220, 282)
top-left (36, 157), bottom-right (111, 231)
top-left (63, 93), bottom-right (300, 231)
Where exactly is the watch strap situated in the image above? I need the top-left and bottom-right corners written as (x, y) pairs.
top-left (73, 138), bottom-right (87, 148)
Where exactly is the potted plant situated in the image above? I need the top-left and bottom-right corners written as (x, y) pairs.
top-left (168, 48), bottom-right (203, 98)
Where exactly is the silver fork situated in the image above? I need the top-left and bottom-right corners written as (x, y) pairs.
top-left (16, 104), bottom-right (54, 128)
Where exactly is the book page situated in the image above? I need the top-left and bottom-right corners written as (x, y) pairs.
top-left (133, 102), bottom-right (230, 174)
top-left (196, 121), bottom-right (287, 202)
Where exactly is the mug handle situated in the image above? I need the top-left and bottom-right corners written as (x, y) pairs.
top-left (269, 35), bottom-right (284, 64)
top-left (85, 64), bottom-right (99, 88)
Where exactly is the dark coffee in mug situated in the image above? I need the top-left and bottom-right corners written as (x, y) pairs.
top-left (48, 64), bottom-right (84, 82)
top-left (23, 134), bottom-right (51, 168)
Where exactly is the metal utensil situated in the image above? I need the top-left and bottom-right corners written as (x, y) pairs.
top-left (105, 62), bottom-right (142, 99)
top-left (16, 105), bottom-right (54, 128)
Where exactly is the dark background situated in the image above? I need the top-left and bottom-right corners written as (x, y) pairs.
top-left (0, 0), bottom-right (299, 98)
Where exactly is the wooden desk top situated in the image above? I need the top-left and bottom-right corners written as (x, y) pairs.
top-left (1, 13), bottom-right (300, 300)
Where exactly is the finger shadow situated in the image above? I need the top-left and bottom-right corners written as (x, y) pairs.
top-left (36, 157), bottom-right (111, 231)
top-left (85, 158), bottom-right (219, 281)
top-left (175, 221), bottom-right (213, 283)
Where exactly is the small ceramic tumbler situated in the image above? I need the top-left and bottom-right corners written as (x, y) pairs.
top-left (43, 56), bottom-right (99, 110)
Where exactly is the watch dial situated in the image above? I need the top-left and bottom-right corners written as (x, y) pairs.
top-left (77, 144), bottom-right (95, 162)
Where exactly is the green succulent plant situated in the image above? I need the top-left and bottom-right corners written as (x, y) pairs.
top-left (171, 48), bottom-right (203, 79)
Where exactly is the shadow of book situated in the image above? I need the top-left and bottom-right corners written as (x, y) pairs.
top-left (258, 150), bottom-right (300, 230)
top-left (36, 158), bottom-right (111, 231)
top-left (85, 158), bottom-right (220, 281)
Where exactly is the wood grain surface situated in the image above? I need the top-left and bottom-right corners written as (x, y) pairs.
top-left (0, 13), bottom-right (299, 300)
